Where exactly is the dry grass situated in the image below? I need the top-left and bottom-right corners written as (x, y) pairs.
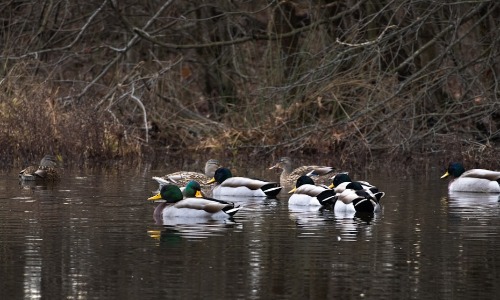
top-left (0, 1), bottom-right (499, 171)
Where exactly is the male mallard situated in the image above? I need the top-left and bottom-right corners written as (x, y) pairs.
top-left (269, 157), bottom-right (335, 187)
top-left (334, 182), bottom-right (385, 213)
top-left (182, 180), bottom-right (204, 198)
top-left (19, 154), bottom-right (61, 182)
top-left (328, 172), bottom-right (378, 194)
top-left (207, 167), bottom-right (282, 198)
top-left (441, 162), bottom-right (500, 193)
top-left (147, 184), bottom-right (241, 220)
top-left (288, 175), bottom-right (336, 206)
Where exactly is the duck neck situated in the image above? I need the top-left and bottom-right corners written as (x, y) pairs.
top-left (281, 161), bottom-right (294, 177)
top-left (153, 202), bottom-right (167, 222)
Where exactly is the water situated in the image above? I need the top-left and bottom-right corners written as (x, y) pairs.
top-left (1, 166), bottom-right (500, 299)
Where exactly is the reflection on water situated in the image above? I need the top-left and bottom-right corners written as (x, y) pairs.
top-left (1, 168), bottom-right (500, 299)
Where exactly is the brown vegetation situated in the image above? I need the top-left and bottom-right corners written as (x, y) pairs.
top-left (0, 1), bottom-right (499, 170)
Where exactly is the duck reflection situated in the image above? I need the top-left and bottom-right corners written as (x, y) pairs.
top-left (147, 219), bottom-right (239, 243)
top-left (288, 204), bottom-right (331, 227)
top-left (446, 191), bottom-right (500, 217)
top-left (19, 179), bottom-right (58, 191)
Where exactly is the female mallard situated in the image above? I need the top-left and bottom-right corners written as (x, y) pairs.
top-left (288, 176), bottom-right (336, 206)
top-left (152, 159), bottom-right (220, 194)
top-left (441, 162), bottom-right (500, 193)
top-left (269, 157), bottom-right (335, 187)
top-left (147, 184), bottom-right (241, 220)
top-left (158, 159), bottom-right (220, 185)
top-left (334, 183), bottom-right (384, 213)
top-left (207, 168), bottom-right (282, 198)
top-left (19, 154), bottom-right (61, 182)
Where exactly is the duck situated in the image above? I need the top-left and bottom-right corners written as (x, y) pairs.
top-left (328, 172), bottom-right (378, 194)
top-left (182, 180), bottom-right (204, 198)
top-left (334, 182), bottom-right (385, 213)
top-left (152, 159), bottom-right (220, 193)
top-left (207, 167), bottom-right (282, 198)
top-left (269, 156), bottom-right (335, 187)
top-left (157, 159), bottom-right (220, 185)
top-left (441, 162), bottom-right (500, 193)
top-left (19, 154), bottom-right (61, 182)
top-left (147, 184), bottom-right (241, 220)
top-left (288, 175), bottom-right (336, 206)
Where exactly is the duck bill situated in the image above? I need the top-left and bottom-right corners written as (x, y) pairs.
top-left (269, 163), bottom-right (278, 170)
top-left (440, 171), bottom-right (450, 179)
top-left (328, 183), bottom-right (335, 189)
top-left (206, 177), bottom-right (216, 184)
top-left (195, 190), bottom-right (203, 197)
top-left (288, 187), bottom-right (297, 194)
top-left (147, 193), bottom-right (162, 201)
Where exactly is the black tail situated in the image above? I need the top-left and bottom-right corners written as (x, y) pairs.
top-left (223, 205), bottom-right (242, 216)
top-left (317, 190), bottom-right (337, 206)
top-left (352, 198), bottom-right (377, 213)
top-left (373, 192), bottom-right (385, 202)
top-left (261, 183), bottom-right (282, 198)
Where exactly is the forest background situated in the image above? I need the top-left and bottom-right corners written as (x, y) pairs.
top-left (0, 0), bottom-right (499, 171)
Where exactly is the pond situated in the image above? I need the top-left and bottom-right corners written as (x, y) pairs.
top-left (1, 164), bottom-right (500, 299)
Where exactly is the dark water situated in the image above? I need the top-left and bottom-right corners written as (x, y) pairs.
top-left (1, 165), bottom-right (500, 299)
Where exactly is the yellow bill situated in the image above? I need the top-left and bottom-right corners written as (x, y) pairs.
top-left (440, 171), bottom-right (450, 179)
top-left (148, 193), bottom-right (162, 201)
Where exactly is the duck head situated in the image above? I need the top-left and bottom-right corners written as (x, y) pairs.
top-left (148, 184), bottom-right (184, 203)
top-left (441, 162), bottom-right (465, 179)
top-left (205, 159), bottom-right (220, 177)
top-left (329, 172), bottom-right (352, 188)
top-left (40, 154), bottom-right (62, 168)
top-left (183, 180), bottom-right (203, 198)
top-left (269, 157), bottom-right (292, 171)
top-left (288, 175), bottom-right (315, 193)
top-left (207, 168), bottom-right (233, 184)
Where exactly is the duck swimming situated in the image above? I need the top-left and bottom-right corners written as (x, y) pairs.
top-left (441, 162), bottom-right (500, 193)
top-left (288, 176), bottom-right (336, 206)
top-left (334, 182), bottom-right (384, 214)
top-left (19, 154), bottom-right (61, 182)
top-left (207, 168), bottom-right (282, 198)
top-left (148, 184), bottom-right (241, 221)
top-left (329, 172), bottom-right (378, 194)
top-left (269, 157), bottom-right (335, 187)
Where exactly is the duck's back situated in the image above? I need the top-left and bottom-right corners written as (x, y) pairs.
top-left (214, 177), bottom-right (281, 197)
top-left (450, 177), bottom-right (500, 193)
top-left (461, 169), bottom-right (500, 181)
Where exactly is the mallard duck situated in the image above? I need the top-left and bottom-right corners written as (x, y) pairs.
top-left (334, 183), bottom-right (385, 213)
top-left (269, 157), bottom-right (335, 187)
top-left (147, 184), bottom-right (241, 220)
top-left (207, 167), bottom-right (282, 198)
top-left (19, 154), bottom-right (61, 182)
top-left (288, 175), bottom-right (336, 206)
top-left (328, 172), bottom-right (378, 194)
top-left (158, 159), bottom-right (220, 186)
top-left (152, 159), bottom-right (220, 194)
top-left (182, 180), bottom-right (204, 197)
top-left (441, 162), bottom-right (500, 193)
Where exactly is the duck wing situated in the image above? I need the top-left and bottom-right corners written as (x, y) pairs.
top-left (174, 198), bottom-right (234, 214)
top-left (461, 169), bottom-right (500, 181)
top-left (294, 184), bottom-right (329, 197)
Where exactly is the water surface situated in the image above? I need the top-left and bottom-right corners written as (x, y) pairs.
top-left (1, 166), bottom-right (499, 299)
